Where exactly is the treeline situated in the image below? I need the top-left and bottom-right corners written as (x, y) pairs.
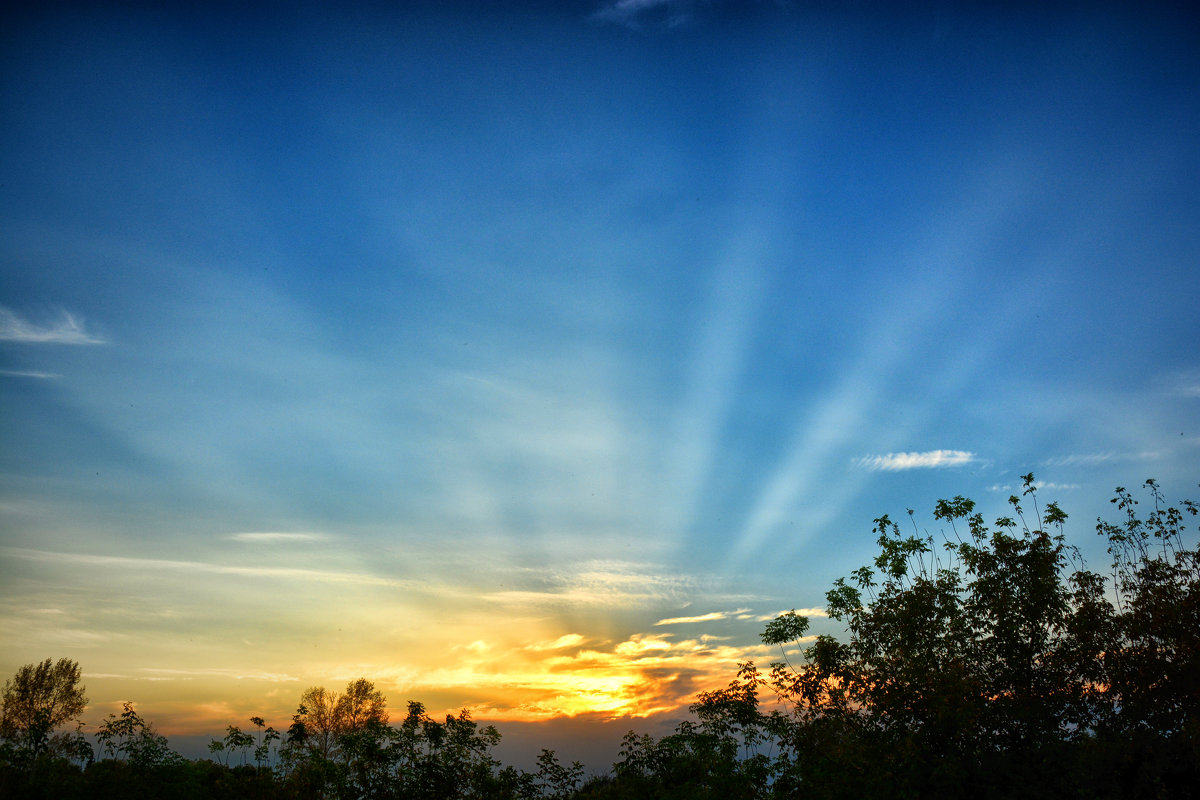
top-left (0, 668), bottom-right (585, 800)
top-left (3, 477), bottom-right (1198, 799)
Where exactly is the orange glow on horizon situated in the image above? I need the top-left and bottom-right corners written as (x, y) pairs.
top-left (74, 627), bottom-right (777, 737)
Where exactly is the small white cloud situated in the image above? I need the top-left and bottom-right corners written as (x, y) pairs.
top-left (0, 369), bottom-right (62, 379)
top-left (654, 611), bottom-right (726, 626)
top-left (0, 307), bottom-right (106, 345)
top-left (855, 450), bottom-right (976, 471)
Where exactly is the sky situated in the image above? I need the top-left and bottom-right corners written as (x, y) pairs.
top-left (2, 0), bottom-right (1198, 769)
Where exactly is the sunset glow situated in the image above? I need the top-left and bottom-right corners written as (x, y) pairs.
top-left (2, 0), bottom-right (1198, 769)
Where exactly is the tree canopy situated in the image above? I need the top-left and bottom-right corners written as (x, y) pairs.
top-left (1, 657), bottom-right (87, 763)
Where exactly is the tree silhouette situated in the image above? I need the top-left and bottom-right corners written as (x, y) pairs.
top-left (755, 475), bottom-right (1199, 798)
top-left (0, 658), bottom-right (87, 762)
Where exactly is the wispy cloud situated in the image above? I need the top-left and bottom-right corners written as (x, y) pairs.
top-left (988, 481), bottom-right (1081, 493)
top-left (0, 369), bottom-right (62, 379)
top-left (0, 546), bottom-right (434, 592)
top-left (855, 450), bottom-right (976, 471)
top-left (228, 532), bottom-right (331, 543)
top-left (657, 606), bottom-right (795, 625)
top-left (526, 633), bottom-right (586, 651)
top-left (754, 607), bottom-right (828, 622)
top-left (654, 611), bottom-right (727, 626)
top-left (1156, 369), bottom-right (1200, 398)
top-left (1042, 452), bottom-right (1116, 467)
top-left (483, 561), bottom-right (699, 609)
top-left (1042, 451), bottom-right (1159, 468)
top-left (591, 0), bottom-right (696, 29)
top-left (486, 588), bottom-right (664, 609)
top-left (0, 306), bottom-right (106, 344)
top-left (139, 667), bottom-right (300, 682)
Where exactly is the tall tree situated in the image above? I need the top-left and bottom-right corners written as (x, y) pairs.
top-left (1, 658), bottom-right (87, 758)
top-left (336, 678), bottom-right (388, 731)
top-left (295, 685), bottom-right (342, 760)
top-left (289, 678), bottom-right (389, 767)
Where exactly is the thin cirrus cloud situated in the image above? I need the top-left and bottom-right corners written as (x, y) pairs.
top-left (483, 561), bottom-right (702, 610)
top-left (855, 450), bottom-right (977, 471)
top-left (227, 532), bottom-right (331, 543)
top-left (0, 306), bottom-right (106, 345)
top-left (591, 0), bottom-right (696, 28)
top-left (0, 369), bottom-right (62, 379)
top-left (753, 608), bottom-right (829, 622)
top-left (0, 546), bottom-right (434, 593)
top-left (656, 607), bottom-right (830, 626)
top-left (1041, 452), bottom-right (1160, 468)
top-left (988, 482), bottom-right (1081, 493)
top-left (654, 611), bottom-right (729, 626)
top-left (138, 667), bottom-right (300, 683)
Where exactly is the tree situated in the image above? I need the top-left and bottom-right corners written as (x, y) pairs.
top-left (1, 658), bottom-right (87, 760)
top-left (296, 685), bottom-right (343, 761)
top-left (208, 723), bottom-right (254, 767)
top-left (249, 715), bottom-right (280, 771)
top-left (337, 677), bottom-right (388, 731)
top-left (394, 701), bottom-right (506, 799)
top-left (758, 475), bottom-right (1199, 799)
top-left (94, 702), bottom-right (183, 769)
top-left (533, 748), bottom-right (585, 799)
top-left (289, 678), bottom-right (389, 765)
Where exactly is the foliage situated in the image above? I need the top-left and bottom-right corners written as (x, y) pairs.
top-left (95, 702), bottom-right (185, 770)
top-left (752, 475), bottom-right (1200, 799)
top-left (0, 657), bottom-right (88, 763)
top-left (242, 686), bottom-right (577, 799)
top-left (1, 697), bottom-right (189, 800)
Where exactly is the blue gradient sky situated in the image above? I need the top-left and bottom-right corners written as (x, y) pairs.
top-left (2, 0), bottom-right (1198, 763)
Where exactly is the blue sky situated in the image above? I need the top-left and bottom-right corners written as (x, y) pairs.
top-left (2, 0), bottom-right (1198, 765)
